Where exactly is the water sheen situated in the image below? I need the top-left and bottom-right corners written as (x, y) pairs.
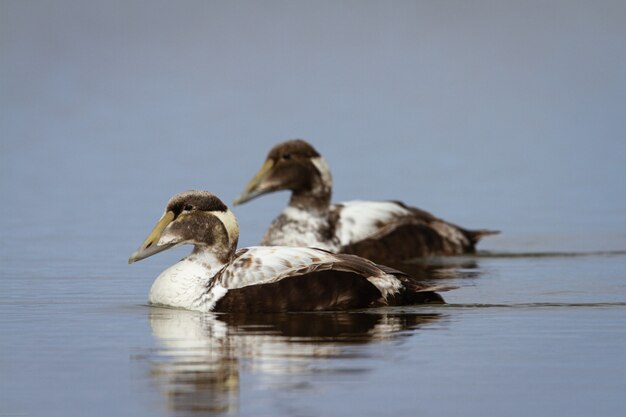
top-left (2, 1), bottom-right (626, 416)
top-left (2, 252), bottom-right (625, 417)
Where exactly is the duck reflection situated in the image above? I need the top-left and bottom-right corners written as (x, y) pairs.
top-left (148, 309), bottom-right (236, 414)
top-left (146, 307), bottom-right (444, 415)
top-left (387, 256), bottom-right (481, 280)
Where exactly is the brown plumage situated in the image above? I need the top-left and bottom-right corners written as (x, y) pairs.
top-left (211, 247), bottom-right (452, 313)
top-left (129, 190), bottom-right (454, 313)
top-left (234, 139), bottom-right (499, 265)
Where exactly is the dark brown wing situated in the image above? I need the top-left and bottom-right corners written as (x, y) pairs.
top-left (213, 270), bottom-right (383, 313)
top-left (339, 201), bottom-right (499, 262)
top-left (340, 220), bottom-right (455, 262)
top-left (400, 202), bottom-right (500, 248)
top-left (213, 249), bottom-right (454, 313)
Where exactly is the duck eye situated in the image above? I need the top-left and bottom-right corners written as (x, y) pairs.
top-left (184, 204), bottom-right (194, 211)
top-left (282, 152), bottom-right (291, 160)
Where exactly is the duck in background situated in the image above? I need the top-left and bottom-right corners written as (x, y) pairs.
top-left (129, 190), bottom-right (453, 313)
top-left (233, 139), bottom-right (498, 266)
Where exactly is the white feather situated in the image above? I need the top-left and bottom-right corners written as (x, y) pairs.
top-left (310, 156), bottom-right (332, 190)
top-left (334, 200), bottom-right (411, 245)
top-left (263, 207), bottom-right (338, 250)
top-left (212, 209), bottom-right (240, 245)
top-left (220, 246), bottom-right (403, 301)
top-left (147, 244), bottom-right (405, 312)
top-left (219, 246), bottom-right (339, 289)
top-left (365, 274), bottom-right (403, 299)
top-left (148, 252), bottom-right (228, 312)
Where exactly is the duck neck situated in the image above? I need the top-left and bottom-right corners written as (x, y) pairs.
top-left (288, 156), bottom-right (333, 214)
top-left (187, 244), bottom-right (235, 276)
top-left (288, 191), bottom-right (331, 214)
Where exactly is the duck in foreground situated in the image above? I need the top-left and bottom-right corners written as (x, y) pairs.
top-left (234, 139), bottom-right (499, 264)
top-left (129, 191), bottom-right (453, 313)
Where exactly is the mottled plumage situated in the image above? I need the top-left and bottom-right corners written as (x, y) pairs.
top-left (129, 191), bottom-right (453, 313)
top-left (234, 139), bottom-right (498, 264)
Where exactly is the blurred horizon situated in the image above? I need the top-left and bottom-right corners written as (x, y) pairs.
top-left (2, 0), bottom-right (625, 254)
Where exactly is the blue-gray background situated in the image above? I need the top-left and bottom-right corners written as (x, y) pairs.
top-left (3, 0), bottom-right (625, 257)
top-left (2, 2), bottom-right (626, 417)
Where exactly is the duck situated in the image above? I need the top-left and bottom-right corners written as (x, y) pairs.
top-left (128, 190), bottom-right (453, 313)
top-left (233, 139), bottom-right (498, 265)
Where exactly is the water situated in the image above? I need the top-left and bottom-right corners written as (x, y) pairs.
top-left (2, 1), bottom-right (626, 416)
top-left (3, 247), bottom-right (626, 417)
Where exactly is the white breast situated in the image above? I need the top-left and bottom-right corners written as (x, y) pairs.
top-left (334, 201), bottom-right (411, 246)
top-left (263, 207), bottom-right (338, 251)
top-left (148, 259), bottom-right (227, 312)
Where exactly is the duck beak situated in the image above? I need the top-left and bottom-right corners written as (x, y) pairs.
top-left (128, 211), bottom-right (176, 264)
top-left (233, 159), bottom-right (274, 205)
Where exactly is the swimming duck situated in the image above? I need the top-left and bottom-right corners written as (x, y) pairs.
top-left (233, 139), bottom-right (498, 264)
top-left (129, 190), bottom-right (453, 312)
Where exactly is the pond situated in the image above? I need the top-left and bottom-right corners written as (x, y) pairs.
top-left (2, 2), bottom-right (625, 416)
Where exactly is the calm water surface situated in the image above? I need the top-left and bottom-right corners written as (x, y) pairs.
top-left (2, 247), bottom-right (625, 417)
top-left (2, 1), bottom-right (626, 416)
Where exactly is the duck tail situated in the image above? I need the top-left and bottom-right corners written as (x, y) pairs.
top-left (395, 283), bottom-right (458, 305)
top-left (465, 229), bottom-right (500, 245)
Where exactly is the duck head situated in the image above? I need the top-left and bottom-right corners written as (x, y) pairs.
top-left (233, 139), bottom-right (332, 206)
top-left (129, 190), bottom-right (239, 264)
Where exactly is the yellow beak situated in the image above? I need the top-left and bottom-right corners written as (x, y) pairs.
top-left (128, 211), bottom-right (176, 264)
top-left (233, 159), bottom-right (274, 205)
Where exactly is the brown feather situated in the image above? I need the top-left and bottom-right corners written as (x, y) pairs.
top-left (213, 271), bottom-right (383, 313)
top-left (242, 139), bottom-right (499, 260)
top-left (340, 221), bottom-right (453, 262)
top-left (212, 249), bottom-right (453, 313)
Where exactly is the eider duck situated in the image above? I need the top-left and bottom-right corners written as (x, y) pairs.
top-left (233, 139), bottom-right (498, 264)
top-left (128, 190), bottom-right (453, 313)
